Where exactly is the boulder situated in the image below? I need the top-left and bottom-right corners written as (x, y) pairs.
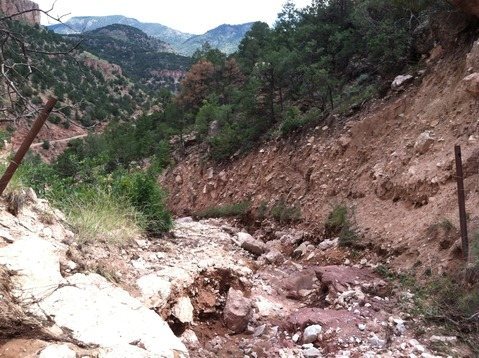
top-left (240, 236), bottom-right (266, 256)
top-left (136, 274), bottom-right (172, 308)
top-left (172, 296), bottom-right (194, 323)
top-left (464, 73), bottom-right (479, 96)
top-left (223, 288), bottom-right (252, 333)
top-left (414, 131), bottom-right (435, 155)
top-left (303, 324), bottom-right (322, 344)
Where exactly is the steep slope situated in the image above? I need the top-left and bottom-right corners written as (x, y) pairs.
top-left (69, 24), bottom-right (192, 91)
top-left (178, 23), bottom-right (254, 56)
top-left (0, 0), bottom-right (39, 25)
top-left (162, 35), bottom-right (479, 277)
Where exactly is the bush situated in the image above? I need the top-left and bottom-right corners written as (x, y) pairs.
top-left (270, 198), bottom-right (301, 224)
top-left (325, 204), bottom-right (358, 247)
top-left (42, 140), bottom-right (50, 150)
top-left (48, 115), bottom-right (61, 125)
top-left (195, 201), bottom-right (251, 219)
top-left (113, 172), bottom-right (172, 234)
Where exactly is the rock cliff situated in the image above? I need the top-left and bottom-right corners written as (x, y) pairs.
top-left (0, 0), bottom-right (40, 25)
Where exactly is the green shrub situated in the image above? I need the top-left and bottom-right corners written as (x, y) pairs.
top-left (113, 172), bottom-right (172, 234)
top-left (270, 198), bottom-right (301, 224)
top-left (48, 115), bottom-right (61, 125)
top-left (326, 204), bottom-right (358, 247)
top-left (195, 201), bottom-right (251, 219)
top-left (42, 140), bottom-right (50, 150)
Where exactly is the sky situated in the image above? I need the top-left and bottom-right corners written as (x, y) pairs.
top-left (35, 0), bottom-right (312, 34)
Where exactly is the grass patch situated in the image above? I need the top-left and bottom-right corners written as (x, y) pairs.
top-left (65, 189), bottom-right (145, 246)
top-left (195, 201), bottom-right (251, 219)
top-left (325, 204), bottom-right (358, 247)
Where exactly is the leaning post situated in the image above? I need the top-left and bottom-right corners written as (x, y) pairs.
top-left (0, 97), bottom-right (57, 196)
top-left (454, 145), bottom-right (469, 261)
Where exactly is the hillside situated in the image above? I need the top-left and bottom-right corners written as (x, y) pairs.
top-left (48, 15), bottom-right (193, 46)
top-left (68, 24), bottom-right (192, 91)
top-left (178, 23), bottom-right (254, 56)
top-left (48, 15), bottom-right (255, 55)
top-left (0, 18), bottom-right (161, 159)
top-left (163, 11), bottom-right (479, 278)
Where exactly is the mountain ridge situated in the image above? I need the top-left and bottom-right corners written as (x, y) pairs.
top-left (48, 15), bottom-right (254, 55)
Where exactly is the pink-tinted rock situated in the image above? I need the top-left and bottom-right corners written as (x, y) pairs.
top-left (223, 288), bottom-right (252, 333)
top-left (0, 0), bottom-right (40, 25)
top-left (464, 73), bottom-right (479, 97)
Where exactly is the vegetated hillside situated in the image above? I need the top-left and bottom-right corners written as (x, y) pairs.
top-left (67, 24), bottom-right (192, 91)
top-left (177, 23), bottom-right (254, 56)
top-left (48, 15), bottom-right (193, 46)
top-left (162, 1), bottom-right (479, 277)
top-left (0, 18), bottom-right (161, 156)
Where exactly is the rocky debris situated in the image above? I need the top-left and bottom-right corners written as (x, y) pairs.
top-left (172, 296), bottom-right (194, 323)
top-left (223, 288), bottom-right (253, 333)
top-left (463, 73), bottom-right (479, 96)
top-left (414, 131), bottom-right (435, 155)
top-left (391, 74), bottom-right (413, 89)
top-left (0, 201), bottom-right (462, 357)
top-left (303, 324), bottom-right (323, 344)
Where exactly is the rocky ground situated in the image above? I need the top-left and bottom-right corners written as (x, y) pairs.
top-left (0, 196), bottom-right (468, 357)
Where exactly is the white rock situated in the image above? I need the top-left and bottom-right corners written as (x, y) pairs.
top-left (0, 237), bottom-right (65, 302)
top-left (181, 329), bottom-right (199, 348)
top-left (358, 323), bottom-right (366, 331)
top-left (175, 217), bottom-right (194, 224)
top-left (39, 344), bottom-right (76, 358)
top-left (172, 296), bottom-right (194, 323)
top-left (392, 74), bottom-right (413, 89)
top-left (303, 324), bottom-right (322, 344)
top-left (136, 274), bottom-right (172, 308)
top-left (303, 346), bottom-right (322, 357)
top-left (39, 273), bottom-right (188, 357)
top-left (0, 229), bottom-right (14, 243)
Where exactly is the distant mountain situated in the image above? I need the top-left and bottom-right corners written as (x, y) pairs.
top-left (48, 16), bottom-right (255, 56)
top-left (66, 24), bottom-right (192, 91)
top-left (178, 23), bottom-right (254, 56)
top-left (48, 15), bottom-right (193, 49)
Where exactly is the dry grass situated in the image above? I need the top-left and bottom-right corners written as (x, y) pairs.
top-left (65, 191), bottom-right (145, 246)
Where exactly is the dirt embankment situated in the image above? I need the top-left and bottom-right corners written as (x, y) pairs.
top-left (162, 36), bottom-right (479, 275)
